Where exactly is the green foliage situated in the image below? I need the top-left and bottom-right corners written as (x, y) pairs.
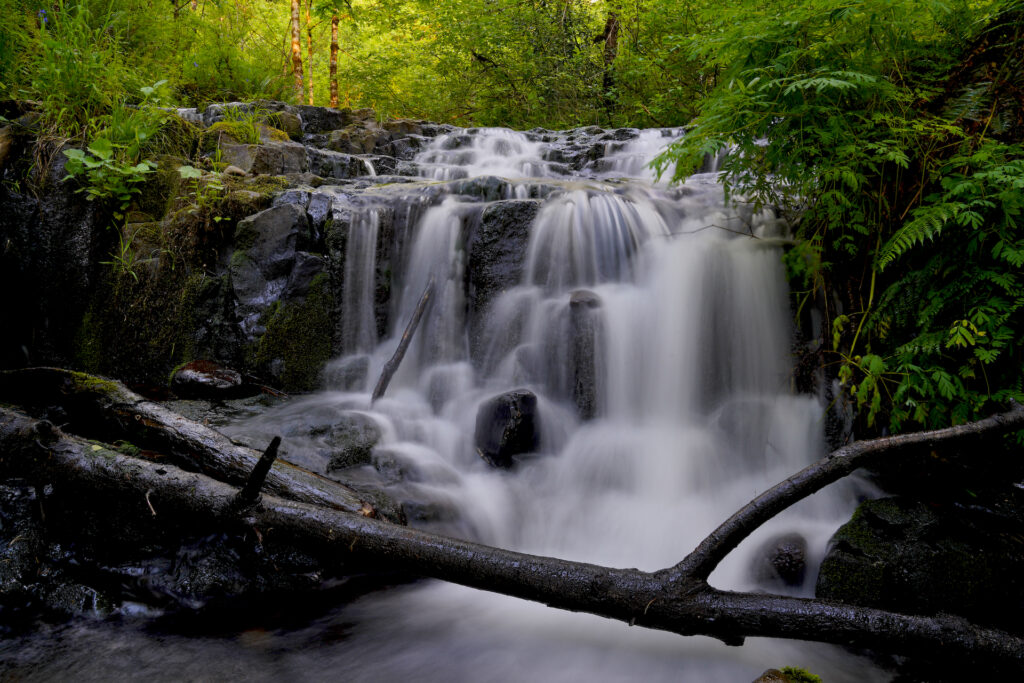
top-left (655, 0), bottom-right (1024, 432)
top-left (63, 140), bottom-right (157, 212)
top-left (177, 164), bottom-right (225, 223)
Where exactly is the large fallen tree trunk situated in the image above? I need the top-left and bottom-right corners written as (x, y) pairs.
top-left (1, 398), bottom-right (1023, 670)
top-left (0, 368), bottom-right (392, 520)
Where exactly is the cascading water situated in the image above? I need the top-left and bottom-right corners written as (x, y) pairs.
top-left (215, 128), bottom-right (882, 680)
top-left (1, 125), bottom-right (886, 681)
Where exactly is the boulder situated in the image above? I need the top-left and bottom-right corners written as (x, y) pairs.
top-left (465, 199), bottom-right (542, 362)
top-left (569, 289), bottom-right (602, 420)
top-left (218, 141), bottom-right (308, 175)
top-left (474, 389), bottom-right (541, 469)
top-left (750, 532), bottom-right (807, 588)
top-left (816, 496), bottom-right (1024, 632)
top-left (170, 360), bottom-right (254, 399)
top-left (325, 412), bottom-right (383, 471)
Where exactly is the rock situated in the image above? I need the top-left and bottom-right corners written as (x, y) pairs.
top-left (306, 147), bottom-right (368, 179)
top-left (230, 202), bottom-right (328, 344)
top-left (474, 389), bottom-right (541, 469)
top-left (816, 496), bottom-right (1024, 632)
top-left (466, 199), bottom-right (542, 363)
top-left (326, 124), bottom-right (390, 155)
top-left (218, 140), bottom-right (308, 175)
top-left (295, 104), bottom-right (355, 134)
top-left (170, 360), bottom-right (255, 399)
top-left (325, 412), bottom-right (383, 471)
top-left (569, 289), bottom-right (602, 420)
top-left (271, 111), bottom-right (303, 140)
top-left (752, 671), bottom-right (790, 683)
top-left (751, 532), bottom-right (807, 588)
top-left (222, 165), bottom-right (247, 177)
top-left (0, 126), bottom-right (14, 172)
top-left (383, 119), bottom-right (422, 136)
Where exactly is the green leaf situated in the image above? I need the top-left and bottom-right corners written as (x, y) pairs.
top-left (88, 138), bottom-right (114, 160)
top-left (177, 165), bottom-right (203, 180)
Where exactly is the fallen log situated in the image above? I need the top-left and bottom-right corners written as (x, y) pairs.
top-left (1, 404), bottom-right (1023, 670)
top-left (0, 368), bottom-right (391, 520)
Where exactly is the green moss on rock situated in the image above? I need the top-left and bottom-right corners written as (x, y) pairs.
top-left (249, 272), bottom-right (334, 392)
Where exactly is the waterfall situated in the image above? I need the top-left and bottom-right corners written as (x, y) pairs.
top-left (220, 127), bottom-right (878, 681)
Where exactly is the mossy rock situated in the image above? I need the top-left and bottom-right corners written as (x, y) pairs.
top-left (816, 496), bottom-right (1024, 631)
top-left (249, 272), bottom-right (334, 392)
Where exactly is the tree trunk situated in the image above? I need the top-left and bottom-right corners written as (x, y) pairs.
top-left (1, 402), bottom-right (1022, 670)
top-left (290, 0), bottom-right (304, 102)
top-left (305, 0), bottom-right (315, 106)
top-left (600, 8), bottom-right (620, 119)
top-left (0, 368), bottom-right (394, 521)
top-left (330, 15), bottom-right (340, 109)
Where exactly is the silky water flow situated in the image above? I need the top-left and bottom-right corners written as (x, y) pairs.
top-left (217, 128), bottom-right (884, 681)
top-left (2, 127), bottom-right (886, 682)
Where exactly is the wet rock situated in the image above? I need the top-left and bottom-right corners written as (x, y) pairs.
top-left (751, 532), bottom-right (807, 588)
top-left (325, 413), bottom-right (383, 471)
top-left (466, 199), bottom-right (542, 362)
top-left (569, 289), bottom-right (602, 420)
top-left (170, 360), bottom-right (255, 399)
top-left (474, 389), bottom-right (541, 469)
top-left (752, 670), bottom-right (790, 683)
top-left (816, 496), bottom-right (1024, 631)
top-left (295, 104), bottom-right (363, 134)
top-left (230, 203), bottom-right (305, 333)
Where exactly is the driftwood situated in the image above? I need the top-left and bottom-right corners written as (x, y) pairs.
top-left (1, 388), bottom-right (1023, 669)
top-left (371, 275), bottom-right (435, 403)
top-left (0, 368), bottom-right (389, 520)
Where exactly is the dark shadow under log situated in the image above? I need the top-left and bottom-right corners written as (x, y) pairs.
top-left (1, 403), bottom-right (1023, 670)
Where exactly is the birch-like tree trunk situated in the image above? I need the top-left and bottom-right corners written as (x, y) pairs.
top-left (290, 0), bottom-right (304, 101)
top-left (330, 15), bottom-right (340, 109)
top-left (305, 0), bottom-right (315, 106)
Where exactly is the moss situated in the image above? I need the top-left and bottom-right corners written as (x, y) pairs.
top-left (203, 121), bottom-right (253, 149)
top-left (249, 272), bottom-right (334, 392)
top-left (780, 667), bottom-right (822, 683)
top-left (68, 371), bottom-right (122, 395)
top-left (73, 262), bottom-right (212, 387)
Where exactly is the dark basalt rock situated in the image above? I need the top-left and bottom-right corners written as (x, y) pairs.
top-left (569, 289), bottom-right (602, 420)
top-left (474, 389), bottom-right (541, 469)
top-left (466, 199), bottom-right (542, 363)
top-left (751, 532), bottom-right (808, 588)
top-left (816, 496), bottom-right (1024, 632)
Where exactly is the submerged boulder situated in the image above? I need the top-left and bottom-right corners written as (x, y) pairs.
top-left (326, 412), bottom-right (383, 471)
top-left (750, 532), bottom-right (808, 588)
top-left (474, 389), bottom-right (541, 469)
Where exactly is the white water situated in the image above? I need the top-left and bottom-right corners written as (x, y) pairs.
top-left (229, 128), bottom-right (879, 680)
